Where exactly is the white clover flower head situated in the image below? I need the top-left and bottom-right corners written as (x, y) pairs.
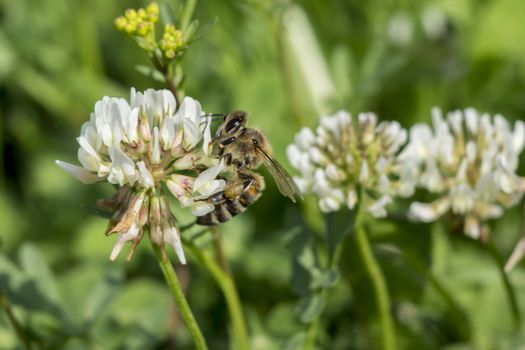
top-left (387, 11), bottom-right (414, 47)
top-left (287, 110), bottom-right (410, 217)
top-left (421, 6), bottom-right (448, 40)
top-left (56, 88), bottom-right (224, 262)
top-left (404, 107), bottom-right (525, 239)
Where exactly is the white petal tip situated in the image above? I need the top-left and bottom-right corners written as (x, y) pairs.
top-left (56, 160), bottom-right (103, 184)
top-left (109, 250), bottom-right (119, 261)
top-left (178, 254), bottom-right (187, 265)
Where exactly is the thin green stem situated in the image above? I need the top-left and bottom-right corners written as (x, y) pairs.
top-left (212, 227), bottom-right (229, 273)
top-left (151, 55), bottom-right (181, 107)
top-left (0, 290), bottom-right (32, 350)
top-left (354, 195), bottom-right (396, 350)
top-left (486, 240), bottom-right (521, 330)
top-left (152, 245), bottom-right (208, 350)
top-left (184, 240), bottom-right (250, 350)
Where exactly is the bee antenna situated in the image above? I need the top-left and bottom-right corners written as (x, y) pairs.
top-left (201, 113), bottom-right (226, 119)
top-left (199, 113), bottom-right (227, 128)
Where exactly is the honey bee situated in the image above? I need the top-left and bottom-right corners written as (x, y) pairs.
top-left (196, 111), bottom-right (302, 226)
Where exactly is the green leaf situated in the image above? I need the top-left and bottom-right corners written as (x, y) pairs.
top-left (82, 267), bottom-right (123, 328)
top-left (310, 268), bottom-right (340, 290)
top-left (330, 46), bottom-right (355, 101)
top-left (184, 19), bottom-right (200, 42)
top-left (282, 332), bottom-right (306, 350)
top-left (266, 303), bottom-right (302, 337)
top-left (290, 259), bottom-right (313, 298)
top-left (19, 244), bottom-right (60, 303)
top-left (186, 18), bottom-right (220, 45)
top-left (91, 278), bottom-right (171, 350)
top-left (324, 209), bottom-right (354, 263)
top-left (159, 0), bottom-right (177, 26)
top-left (135, 65), bottom-right (165, 83)
top-left (284, 215), bottom-right (321, 297)
top-left (0, 30), bottom-right (17, 80)
top-left (298, 293), bottom-right (326, 323)
top-left (0, 248), bottom-right (64, 321)
top-left (180, 0), bottom-right (197, 33)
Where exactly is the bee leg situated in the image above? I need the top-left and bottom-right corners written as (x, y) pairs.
top-left (224, 175), bottom-right (253, 199)
top-left (225, 153), bottom-right (233, 166)
top-left (195, 177), bottom-right (246, 227)
top-left (235, 171), bottom-right (265, 207)
top-left (197, 171), bottom-right (265, 227)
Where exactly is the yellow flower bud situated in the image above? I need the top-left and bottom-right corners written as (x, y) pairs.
top-left (137, 8), bottom-right (147, 19)
top-left (136, 22), bottom-right (150, 36)
top-left (125, 9), bottom-right (138, 20)
top-left (164, 24), bottom-right (176, 35)
top-left (125, 23), bottom-right (136, 34)
top-left (159, 39), bottom-right (168, 51)
top-left (158, 24), bottom-right (184, 58)
top-left (173, 31), bottom-right (183, 46)
top-left (147, 2), bottom-right (159, 16)
top-left (115, 16), bottom-right (127, 31)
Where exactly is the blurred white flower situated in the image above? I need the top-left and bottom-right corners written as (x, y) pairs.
top-left (387, 11), bottom-right (414, 47)
top-left (403, 107), bottom-right (525, 239)
top-left (56, 88), bottom-right (223, 262)
top-left (421, 6), bottom-right (448, 40)
top-left (287, 110), bottom-right (411, 217)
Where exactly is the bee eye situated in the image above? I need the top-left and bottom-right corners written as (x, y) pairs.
top-left (225, 118), bottom-right (242, 133)
top-left (252, 139), bottom-right (258, 145)
top-left (221, 137), bottom-right (236, 146)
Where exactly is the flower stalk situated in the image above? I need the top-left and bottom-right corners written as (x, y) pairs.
top-left (303, 317), bottom-right (320, 350)
top-left (353, 189), bottom-right (396, 350)
top-left (183, 238), bottom-right (250, 350)
top-left (153, 244), bottom-right (208, 350)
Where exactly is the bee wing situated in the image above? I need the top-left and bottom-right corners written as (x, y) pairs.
top-left (255, 145), bottom-right (303, 202)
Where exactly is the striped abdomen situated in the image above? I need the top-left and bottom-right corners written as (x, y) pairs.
top-left (197, 174), bottom-right (265, 226)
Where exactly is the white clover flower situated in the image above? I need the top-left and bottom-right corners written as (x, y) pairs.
top-left (56, 88), bottom-right (223, 262)
top-left (403, 107), bottom-right (525, 239)
top-left (387, 11), bottom-right (414, 47)
top-left (421, 6), bottom-right (448, 40)
top-left (287, 110), bottom-right (411, 217)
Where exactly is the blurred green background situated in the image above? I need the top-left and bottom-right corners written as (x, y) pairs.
top-left (2, 0), bottom-right (525, 349)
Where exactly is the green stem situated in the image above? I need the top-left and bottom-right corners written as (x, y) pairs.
top-left (184, 240), bottom-right (250, 350)
top-left (303, 317), bottom-right (319, 350)
top-left (0, 290), bottom-right (32, 350)
top-left (354, 196), bottom-right (396, 350)
top-left (212, 227), bottom-right (229, 273)
top-left (486, 240), bottom-right (521, 330)
top-left (151, 55), bottom-right (181, 107)
top-left (152, 245), bottom-right (208, 350)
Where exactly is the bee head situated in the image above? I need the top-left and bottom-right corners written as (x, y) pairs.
top-left (249, 129), bottom-right (272, 154)
top-left (223, 111), bottom-right (247, 134)
top-left (216, 111), bottom-right (248, 146)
